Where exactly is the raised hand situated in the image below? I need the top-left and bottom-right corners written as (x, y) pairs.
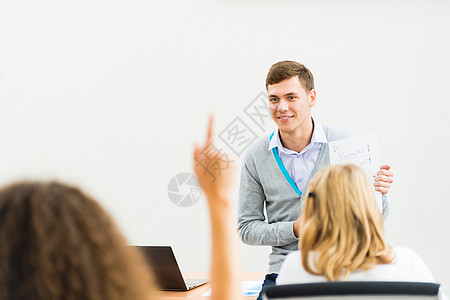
top-left (193, 114), bottom-right (241, 300)
top-left (193, 115), bottom-right (234, 200)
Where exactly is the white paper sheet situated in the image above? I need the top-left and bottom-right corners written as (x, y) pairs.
top-left (328, 133), bottom-right (382, 212)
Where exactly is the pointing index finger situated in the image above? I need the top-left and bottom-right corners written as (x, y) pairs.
top-left (206, 114), bottom-right (214, 146)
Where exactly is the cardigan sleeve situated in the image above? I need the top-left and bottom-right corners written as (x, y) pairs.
top-left (237, 149), bottom-right (298, 247)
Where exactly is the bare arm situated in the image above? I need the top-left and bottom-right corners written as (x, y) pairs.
top-left (193, 115), bottom-right (241, 300)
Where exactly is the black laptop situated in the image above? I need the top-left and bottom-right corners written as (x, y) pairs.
top-left (134, 246), bottom-right (208, 291)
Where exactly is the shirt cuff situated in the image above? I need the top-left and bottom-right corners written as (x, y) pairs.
top-left (280, 221), bottom-right (299, 244)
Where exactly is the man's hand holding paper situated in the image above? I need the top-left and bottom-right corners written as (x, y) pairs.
top-left (374, 164), bottom-right (394, 195)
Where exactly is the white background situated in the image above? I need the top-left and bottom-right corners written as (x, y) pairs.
top-left (1, 0), bottom-right (449, 292)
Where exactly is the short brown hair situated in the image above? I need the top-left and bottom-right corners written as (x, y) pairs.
top-left (0, 181), bottom-right (157, 300)
top-left (266, 60), bottom-right (315, 91)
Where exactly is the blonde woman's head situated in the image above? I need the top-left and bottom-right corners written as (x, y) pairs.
top-left (299, 164), bottom-right (393, 281)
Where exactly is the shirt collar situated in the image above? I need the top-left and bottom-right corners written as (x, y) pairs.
top-left (268, 117), bottom-right (327, 153)
top-left (311, 118), bottom-right (327, 144)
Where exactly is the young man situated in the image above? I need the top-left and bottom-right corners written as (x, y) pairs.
top-left (237, 61), bottom-right (394, 300)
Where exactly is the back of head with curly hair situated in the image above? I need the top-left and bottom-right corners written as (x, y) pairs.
top-left (0, 181), bottom-right (157, 300)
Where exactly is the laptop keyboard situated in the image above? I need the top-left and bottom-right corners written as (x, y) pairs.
top-left (185, 278), bottom-right (208, 289)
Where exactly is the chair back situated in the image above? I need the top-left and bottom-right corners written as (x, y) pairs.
top-left (263, 281), bottom-right (441, 300)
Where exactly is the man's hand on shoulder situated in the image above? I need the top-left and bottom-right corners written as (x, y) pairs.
top-left (374, 164), bottom-right (394, 195)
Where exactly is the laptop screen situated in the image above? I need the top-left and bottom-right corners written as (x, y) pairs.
top-left (133, 246), bottom-right (188, 290)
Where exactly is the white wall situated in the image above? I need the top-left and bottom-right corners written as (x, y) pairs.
top-left (1, 0), bottom-right (449, 292)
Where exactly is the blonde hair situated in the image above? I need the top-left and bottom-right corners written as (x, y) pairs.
top-left (299, 164), bottom-right (393, 281)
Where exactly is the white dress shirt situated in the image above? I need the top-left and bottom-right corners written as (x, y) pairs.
top-left (268, 118), bottom-right (327, 193)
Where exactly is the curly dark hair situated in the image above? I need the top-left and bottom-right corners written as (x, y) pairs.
top-left (0, 181), bottom-right (157, 300)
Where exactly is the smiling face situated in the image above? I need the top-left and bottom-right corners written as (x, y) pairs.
top-left (268, 76), bottom-right (316, 136)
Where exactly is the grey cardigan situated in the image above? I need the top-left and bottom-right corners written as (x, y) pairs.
top-left (237, 124), bottom-right (389, 273)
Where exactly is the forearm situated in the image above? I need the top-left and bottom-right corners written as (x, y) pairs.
top-left (208, 197), bottom-right (241, 300)
top-left (238, 218), bottom-right (298, 247)
top-left (238, 162), bottom-right (298, 246)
